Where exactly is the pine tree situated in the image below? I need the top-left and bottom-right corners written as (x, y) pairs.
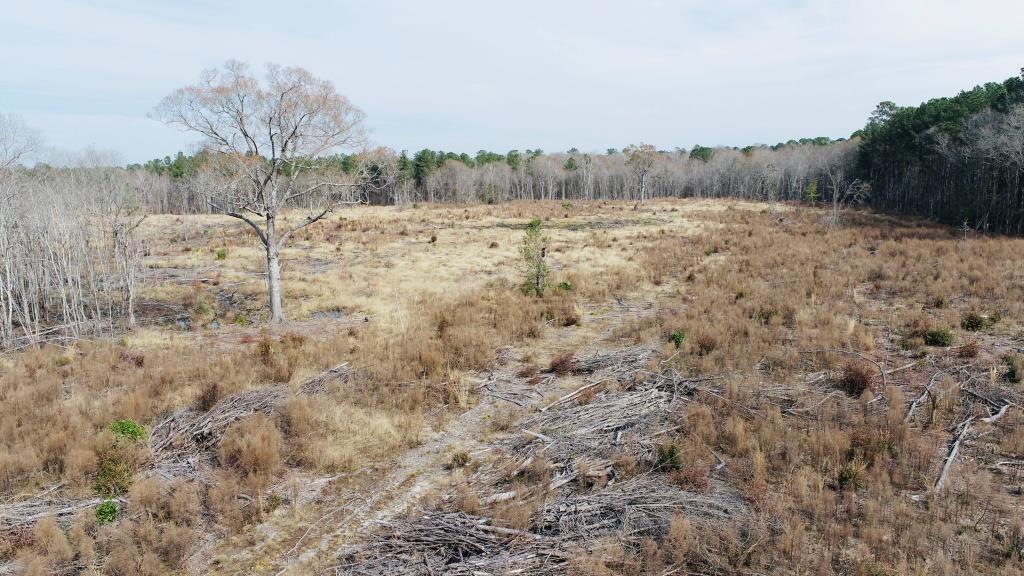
top-left (520, 219), bottom-right (549, 297)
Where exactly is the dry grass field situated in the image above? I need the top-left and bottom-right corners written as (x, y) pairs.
top-left (3, 198), bottom-right (1024, 575)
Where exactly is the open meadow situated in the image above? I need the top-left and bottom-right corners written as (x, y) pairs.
top-left (3, 198), bottom-right (1024, 575)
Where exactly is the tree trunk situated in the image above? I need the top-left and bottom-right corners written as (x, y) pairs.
top-left (265, 215), bottom-right (285, 322)
top-left (267, 246), bottom-right (284, 322)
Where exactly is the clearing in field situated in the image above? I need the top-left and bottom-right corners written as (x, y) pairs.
top-left (2, 199), bottom-right (1024, 575)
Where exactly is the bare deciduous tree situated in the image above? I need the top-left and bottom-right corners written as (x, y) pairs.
top-left (154, 60), bottom-right (366, 322)
top-left (824, 161), bottom-right (870, 227)
top-left (0, 162), bottom-right (148, 347)
top-left (624, 143), bottom-right (657, 204)
top-left (0, 113), bottom-right (40, 173)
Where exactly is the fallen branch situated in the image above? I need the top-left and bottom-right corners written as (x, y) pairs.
top-left (905, 371), bottom-right (944, 424)
top-left (934, 416), bottom-right (975, 494)
top-left (981, 403), bottom-right (1013, 424)
top-left (540, 379), bottom-right (610, 412)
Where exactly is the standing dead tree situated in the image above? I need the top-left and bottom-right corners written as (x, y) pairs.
top-left (824, 159), bottom-right (870, 227)
top-left (154, 60), bottom-right (367, 322)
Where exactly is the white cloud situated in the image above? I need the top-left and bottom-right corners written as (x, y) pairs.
top-left (3, 0), bottom-right (1023, 162)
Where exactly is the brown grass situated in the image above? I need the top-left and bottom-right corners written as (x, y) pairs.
top-left (5, 199), bottom-right (1024, 574)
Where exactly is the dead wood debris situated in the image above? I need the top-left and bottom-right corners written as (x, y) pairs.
top-left (331, 511), bottom-right (569, 575)
top-left (553, 345), bottom-right (656, 379)
top-left (1, 491), bottom-right (128, 534)
top-left (331, 348), bottom-right (746, 574)
top-left (539, 474), bottom-right (748, 540)
top-left (149, 362), bottom-right (352, 479)
top-left (0, 363), bottom-right (354, 535)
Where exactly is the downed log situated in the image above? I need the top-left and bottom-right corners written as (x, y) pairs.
top-left (934, 417), bottom-right (974, 494)
top-left (149, 384), bottom-right (289, 456)
top-left (981, 403), bottom-right (1013, 424)
top-left (545, 346), bottom-right (655, 379)
top-left (540, 378), bottom-right (610, 412)
top-left (150, 360), bottom-right (355, 475)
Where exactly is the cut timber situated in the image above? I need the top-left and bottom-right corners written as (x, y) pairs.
top-left (539, 378), bottom-right (609, 412)
top-left (934, 416), bottom-right (974, 494)
top-left (331, 511), bottom-right (568, 575)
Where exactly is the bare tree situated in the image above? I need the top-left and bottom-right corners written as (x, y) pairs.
top-left (0, 113), bottom-right (40, 172)
top-left (0, 163), bottom-right (148, 347)
top-left (824, 161), bottom-right (869, 227)
top-left (624, 143), bottom-right (657, 204)
top-left (154, 60), bottom-right (366, 322)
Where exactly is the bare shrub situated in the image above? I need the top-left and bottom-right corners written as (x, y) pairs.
top-left (839, 362), bottom-right (873, 396)
top-left (218, 414), bottom-right (283, 491)
top-left (549, 351), bottom-right (576, 375)
top-left (32, 515), bottom-right (72, 565)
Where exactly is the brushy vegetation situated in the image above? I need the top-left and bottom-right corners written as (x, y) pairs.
top-left (95, 499), bottom-right (118, 524)
top-left (109, 419), bottom-right (146, 442)
top-left (2, 199), bottom-right (1024, 575)
top-left (923, 327), bottom-right (954, 347)
top-left (1005, 354), bottom-right (1023, 384)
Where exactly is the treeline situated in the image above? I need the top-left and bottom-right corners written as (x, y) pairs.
top-left (0, 166), bottom-right (146, 346)
top-left (129, 72), bottom-right (1024, 237)
top-left (130, 137), bottom-right (856, 212)
top-left (857, 70), bottom-right (1024, 234)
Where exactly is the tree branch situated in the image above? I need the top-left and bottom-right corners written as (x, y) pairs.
top-left (278, 209), bottom-right (331, 246)
top-left (225, 211), bottom-right (268, 247)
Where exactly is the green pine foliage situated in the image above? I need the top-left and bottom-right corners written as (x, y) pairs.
top-left (520, 219), bottom-right (549, 297)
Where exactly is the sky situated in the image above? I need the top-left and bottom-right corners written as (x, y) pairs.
top-left (3, 0), bottom-right (1024, 164)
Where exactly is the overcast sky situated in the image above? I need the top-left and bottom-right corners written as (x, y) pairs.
top-left (3, 0), bottom-right (1024, 163)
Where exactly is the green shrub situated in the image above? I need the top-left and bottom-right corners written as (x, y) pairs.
top-left (668, 330), bottom-right (685, 349)
top-left (215, 248), bottom-right (228, 260)
top-left (556, 281), bottom-right (573, 291)
top-left (95, 499), bottom-right (118, 524)
top-left (960, 311), bottom-right (985, 332)
top-left (95, 448), bottom-right (135, 497)
top-left (265, 493), bottom-right (284, 514)
top-left (836, 458), bottom-right (867, 491)
top-left (923, 328), bottom-right (953, 347)
top-left (655, 443), bottom-right (682, 471)
top-left (1004, 354), bottom-right (1023, 384)
top-left (109, 419), bottom-right (145, 442)
top-left (195, 300), bottom-right (212, 315)
top-left (803, 179), bottom-right (819, 204)
top-left (96, 422), bottom-right (144, 497)
top-left (753, 307), bottom-right (777, 325)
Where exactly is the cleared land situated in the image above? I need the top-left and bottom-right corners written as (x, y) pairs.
top-left (3, 199), bottom-right (1024, 575)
